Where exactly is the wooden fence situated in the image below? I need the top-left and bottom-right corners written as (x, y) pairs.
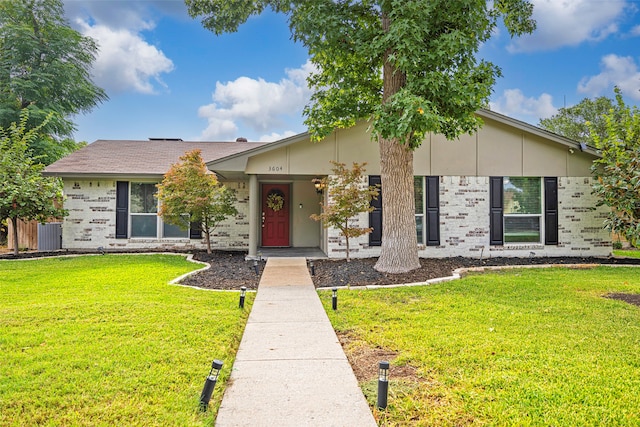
top-left (7, 219), bottom-right (38, 251)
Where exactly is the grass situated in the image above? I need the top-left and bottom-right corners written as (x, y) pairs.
top-left (321, 266), bottom-right (640, 426)
top-left (0, 254), bottom-right (252, 426)
top-left (614, 249), bottom-right (640, 258)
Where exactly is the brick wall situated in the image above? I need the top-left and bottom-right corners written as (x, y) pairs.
top-left (326, 176), bottom-right (611, 259)
top-left (61, 179), bottom-right (249, 251)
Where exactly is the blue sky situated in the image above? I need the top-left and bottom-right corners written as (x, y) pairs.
top-left (63, 0), bottom-right (640, 143)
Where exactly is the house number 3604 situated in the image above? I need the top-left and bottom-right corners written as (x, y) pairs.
top-left (269, 166), bottom-right (283, 172)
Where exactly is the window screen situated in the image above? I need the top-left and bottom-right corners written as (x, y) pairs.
top-left (503, 177), bottom-right (542, 243)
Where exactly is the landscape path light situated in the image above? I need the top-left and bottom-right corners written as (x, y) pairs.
top-left (199, 359), bottom-right (223, 411)
top-left (377, 360), bottom-right (390, 410)
top-left (239, 286), bottom-right (247, 309)
top-left (309, 260), bottom-right (315, 276)
top-left (332, 287), bottom-right (338, 311)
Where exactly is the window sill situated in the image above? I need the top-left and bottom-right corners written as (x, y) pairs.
top-left (501, 244), bottom-right (544, 250)
top-left (127, 238), bottom-right (191, 242)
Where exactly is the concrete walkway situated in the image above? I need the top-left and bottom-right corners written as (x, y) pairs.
top-left (215, 257), bottom-right (377, 427)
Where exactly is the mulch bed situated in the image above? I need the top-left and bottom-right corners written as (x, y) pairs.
top-left (181, 251), bottom-right (640, 291)
top-left (605, 293), bottom-right (640, 307)
top-left (4, 250), bottom-right (640, 305)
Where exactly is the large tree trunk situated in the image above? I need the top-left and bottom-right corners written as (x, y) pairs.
top-left (374, 12), bottom-right (421, 273)
top-left (374, 137), bottom-right (420, 273)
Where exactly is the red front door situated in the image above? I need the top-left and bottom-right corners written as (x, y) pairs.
top-left (261, 183), bottom-right (290, 247)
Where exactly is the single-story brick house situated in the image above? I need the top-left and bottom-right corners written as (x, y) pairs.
top-left (43, 109), bottom-right (611, 258)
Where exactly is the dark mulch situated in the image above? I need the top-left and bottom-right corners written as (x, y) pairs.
top-left (182, 251), bottom-right (640, 290)
top-left (4, 249), bottom-right (640, 293)
top-left (606, 293), bottom-right (640, 307)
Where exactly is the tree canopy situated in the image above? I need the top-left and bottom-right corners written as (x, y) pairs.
top-left (0, 0), bottom-right (107, 162)
top-left (590, 88), bottom-right (640, 247)
top-left (156, 149), bottom-right (238, 254)
top-left (539, 96), bottom-right (618, 146)
top-left (186, 0), bottom-right (535, 272)
top-left (0, 110), bottom-right (67, 255)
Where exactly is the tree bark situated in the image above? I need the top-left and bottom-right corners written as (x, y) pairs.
top-left (374, 137), bottom-right (420, 273)
top-left (374, 12), bottom-right (420, 273)
top-left (344, 221), bottom-right (351, 262)
top-left (11, 217), bottom-right (19, 256)
top-left (205, 230), bottom-right (212, 254)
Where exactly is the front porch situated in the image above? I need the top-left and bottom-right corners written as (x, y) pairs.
top-left (250, 246), bottom-right (327, 260)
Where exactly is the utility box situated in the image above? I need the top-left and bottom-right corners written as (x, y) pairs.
top-left (38, 222), bottom-right (62, 251)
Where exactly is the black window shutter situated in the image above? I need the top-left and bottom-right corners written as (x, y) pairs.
top-left (425, 176), bottom-right (440, 246)
top-left (189, 221), bottom-right (202, 239)
top-left (368, 175), bottom-right (382, 246)
top-left (489, 177), bottom-right (504, 245)
top-left (544, 177), bottom-right (558, 245)
top-left (115, 181), bottom-right (128, 239)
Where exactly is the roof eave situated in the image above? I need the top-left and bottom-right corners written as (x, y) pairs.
top-left (43, 172), bottom-right (166, 180)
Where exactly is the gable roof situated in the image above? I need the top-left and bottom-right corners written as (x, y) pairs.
top-left (43, 139), bottom-right (269, 178)
top-left (206, 109), bottom-right (599, 174)
top-left (44, 110), bottom-right (599, 180)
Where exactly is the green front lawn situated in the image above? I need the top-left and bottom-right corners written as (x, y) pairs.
top-left (322, 267), bottom-right (640, 426)
top-left (0, 255), bottom-right (251, 426)
top-left (614, 249), bottom-right (640, 258)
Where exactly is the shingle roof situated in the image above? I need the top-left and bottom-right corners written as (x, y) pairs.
top-left (43, 139), bottom-right (270, 177)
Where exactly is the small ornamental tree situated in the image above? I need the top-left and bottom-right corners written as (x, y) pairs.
top-left (156, 149), bottom-right (238, 254)
top-left (0, 110), bottom-right (67, 255)
top-left (311, 162), bottom-right (379, 261)
top-left (590, 87), bottom-right (640, 247)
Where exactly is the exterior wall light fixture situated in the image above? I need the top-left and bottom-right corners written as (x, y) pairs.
top-left (312, 178), bottom-right (325, 194)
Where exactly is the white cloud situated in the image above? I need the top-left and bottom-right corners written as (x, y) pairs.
top-left (197, 61), bottom-right (315, 141)
top-left (490, 89), bottom-right (558, 123)
top-left (578, 54), bottom-right (640, 100)
top-left (64, 1), bottom-right (177, 95)
top-left (259, 131), bottom-right (298, 142)
top-left (76, 20), bottom-right (174, 95)
top-left (508, 0), bottom-right (627, 52)
top-left (64, 1), bottom-right (189, 30)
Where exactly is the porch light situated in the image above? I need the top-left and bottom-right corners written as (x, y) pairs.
top-left (199, 359), bottom-right (223, 411)
top-left (239, 286), bottom-right (247, 309)
top-left (377, 360), bottom-right (390, 410)
top-left (312, 178), bottom-right (325, 194)
top-left (332, 287), bottom-right (338, 311)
